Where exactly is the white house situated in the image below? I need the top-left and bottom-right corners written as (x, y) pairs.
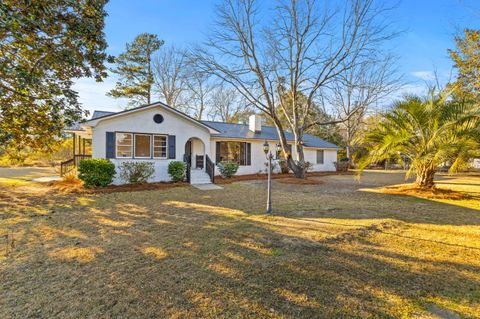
top-left (65, 101), bottom-right (339, 184)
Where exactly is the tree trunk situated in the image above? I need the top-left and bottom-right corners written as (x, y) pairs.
top-left (288, 157), bottom-right (306, 178)
top-left (288, 135), bottom-right (306, 179)
top-left (270, 117), bottom-right (306, 179)
top-left (415, 166), bottom-right (436, 189)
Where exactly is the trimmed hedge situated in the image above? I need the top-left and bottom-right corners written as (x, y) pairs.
top-left (168, 161), bottom-right (186, 182)
top-left (217, 161), bottom-right (239, 178)
top-left (78, 159), bottom-right (116, 188)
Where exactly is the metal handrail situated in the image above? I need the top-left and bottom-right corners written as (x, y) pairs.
top-left (183, 154), bottom-right (191, 183)
top-left (205, 154), bottom-right (215, 183)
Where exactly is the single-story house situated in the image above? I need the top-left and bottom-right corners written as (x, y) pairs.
top-left (64, 101), bottom-right (339, 184)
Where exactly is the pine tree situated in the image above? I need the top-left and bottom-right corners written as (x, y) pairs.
top-left (449, 29), bottom-right (480, 95)
top-left (108, 33), bottom-right (164, 107)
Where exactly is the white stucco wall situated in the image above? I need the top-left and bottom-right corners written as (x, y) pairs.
top-left (210, 139), bottom-right (337, 175)
top-left (303, 148), bottom-right (337, 172)
top-left (90, 106), bottom-right (212, 184)
top-left (88, 106), bottom-right (337, 184)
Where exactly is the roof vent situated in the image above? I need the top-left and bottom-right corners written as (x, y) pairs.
top-left (249, 114), bottom-right (262, 133)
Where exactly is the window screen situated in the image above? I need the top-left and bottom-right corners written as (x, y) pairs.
top-left (134, 134), bottom-right (151, 158)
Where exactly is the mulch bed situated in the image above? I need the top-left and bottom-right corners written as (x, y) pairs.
top-left (214, 171), bottom-right (351, 184)
top-left (379, 184), bottom-right (471, 200)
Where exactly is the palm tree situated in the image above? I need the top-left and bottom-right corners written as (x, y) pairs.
top-left (359, 89), bottom-right (480, 189)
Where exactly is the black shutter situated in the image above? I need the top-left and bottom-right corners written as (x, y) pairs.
top-left (168, 135), bottom-right (176, 159)
top-left (106, 132), bottom-right (115, 158)
top-left (216, 142), bottom-right (221, 163)
top-left (246, 143), bottom-right (251, 165)
top-left (240, 143), bottom-right (246, 165)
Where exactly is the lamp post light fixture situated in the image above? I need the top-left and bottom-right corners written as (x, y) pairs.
top-left (263, 141), bottom-right (281, 214)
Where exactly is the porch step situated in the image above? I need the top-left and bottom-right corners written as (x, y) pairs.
top-left (190, 168), bottom-right (212, 185)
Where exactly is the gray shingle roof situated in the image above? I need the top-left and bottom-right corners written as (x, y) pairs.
top-left (65, 110), bottom-right (116, 131)
top-left (201, 121), bottom-right (339, 149)
top-left (92, 110), bottom-right (115, 119)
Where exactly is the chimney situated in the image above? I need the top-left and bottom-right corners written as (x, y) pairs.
top-left (249, 114), bottom-right (262, 133)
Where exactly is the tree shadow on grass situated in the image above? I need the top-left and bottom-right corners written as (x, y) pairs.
top-left (1, 188), bottom-right (479, 318)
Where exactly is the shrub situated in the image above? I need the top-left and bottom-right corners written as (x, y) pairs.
top-left (335, 161), bottom-right (350, 172)
top-left (168, 161), bottom-right (186, 182)
top-left (294, 160), bottom-right (313, 173)
top-left (78, 159), bottom-right (115, 188)
top-left (304, 161), bottom-right (313, 173)
top-left (264, 161), bottom-right (279, 173)
top-left (217, 161), bottom-right (239, 178)
top-left (119, 161), bottom-right (155, 184)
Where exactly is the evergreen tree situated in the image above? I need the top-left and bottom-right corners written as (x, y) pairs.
top-left (449, 29), bottom-right (480, 95)
top-left (0, 0), bottom-right (111, 151)
top-left (108, 33), bottom-right (163, 107)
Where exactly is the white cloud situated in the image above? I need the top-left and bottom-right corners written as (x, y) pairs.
top-left (411, 71), bottom-right (436, 81)
top-left (397, 84), bottom-right (428, 97)
top-left (73, 77), bottom-right (128, 114)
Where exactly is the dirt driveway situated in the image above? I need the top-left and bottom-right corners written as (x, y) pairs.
top-left (0, 166), bottom-right (57, 182)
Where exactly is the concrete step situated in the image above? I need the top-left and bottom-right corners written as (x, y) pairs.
top-left (190, 169), bottom-right (212, 185)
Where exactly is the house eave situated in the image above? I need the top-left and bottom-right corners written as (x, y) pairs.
top-left (81, 102), bottom-right (220, 134)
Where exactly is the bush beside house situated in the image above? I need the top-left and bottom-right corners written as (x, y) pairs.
top-left (78, 159), bottom-right (116, 188)
top-left (217, 161), bottom-right (239, 178)
top-left (119, 161), bottom-right (155, 184)
top-left (335, 157), bottom-right (350, 172)
top-left (168, 161), bottom-right (186, 182)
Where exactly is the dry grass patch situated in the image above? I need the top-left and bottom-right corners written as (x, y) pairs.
top-left (0, 171), bottom-right (479, 318)
top-left (374, 184), bottom-right (470, 200)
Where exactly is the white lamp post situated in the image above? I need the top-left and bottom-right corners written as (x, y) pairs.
top-left (263, 141), bottom-right (282, 214)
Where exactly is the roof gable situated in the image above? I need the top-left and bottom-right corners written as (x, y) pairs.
top-left (81, 102), bottom-right (219, 134)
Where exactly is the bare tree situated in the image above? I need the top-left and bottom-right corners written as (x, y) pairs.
top-left (183, 69), bottom-right (216, 120)
top-left (327, 55), bottom-right (401, 160)
top-left (192, 0), bottom-right (396, 178)
top-left (153, 46), bottom-right (187, 108)
top-left (209, 85), bottom-right (253, 123)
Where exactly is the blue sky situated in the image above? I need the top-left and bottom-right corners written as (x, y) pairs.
top-left (74, 0), bottom-right (480, 114)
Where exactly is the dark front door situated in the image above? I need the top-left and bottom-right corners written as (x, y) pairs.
top-left (184, 140), bottom-right (192, 165)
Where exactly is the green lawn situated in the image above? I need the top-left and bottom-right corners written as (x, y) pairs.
top-left (0, 171), bottom-right (479, 318)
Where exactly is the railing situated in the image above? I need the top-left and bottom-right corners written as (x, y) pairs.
top-left (205, 154), bottom-right (215, 183)
top-left (183, 154), bottom-right (191, 183)
top-left (196, 155), bottom-right (204, 169)
top-left (74, 154), bottom-right (92, 166)
top-left (60, 158), bottom-right (75, 177)
top-left (60, 154), bottom-right (92, 177)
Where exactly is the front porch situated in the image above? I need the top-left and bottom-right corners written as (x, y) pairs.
top-left (60, 131), bottom-right (92, 176)
top-left (183, 137), bottom-right (215, 184)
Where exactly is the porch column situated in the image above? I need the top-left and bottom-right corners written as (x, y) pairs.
top-left (72, 133), bottom-right (76, 157)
